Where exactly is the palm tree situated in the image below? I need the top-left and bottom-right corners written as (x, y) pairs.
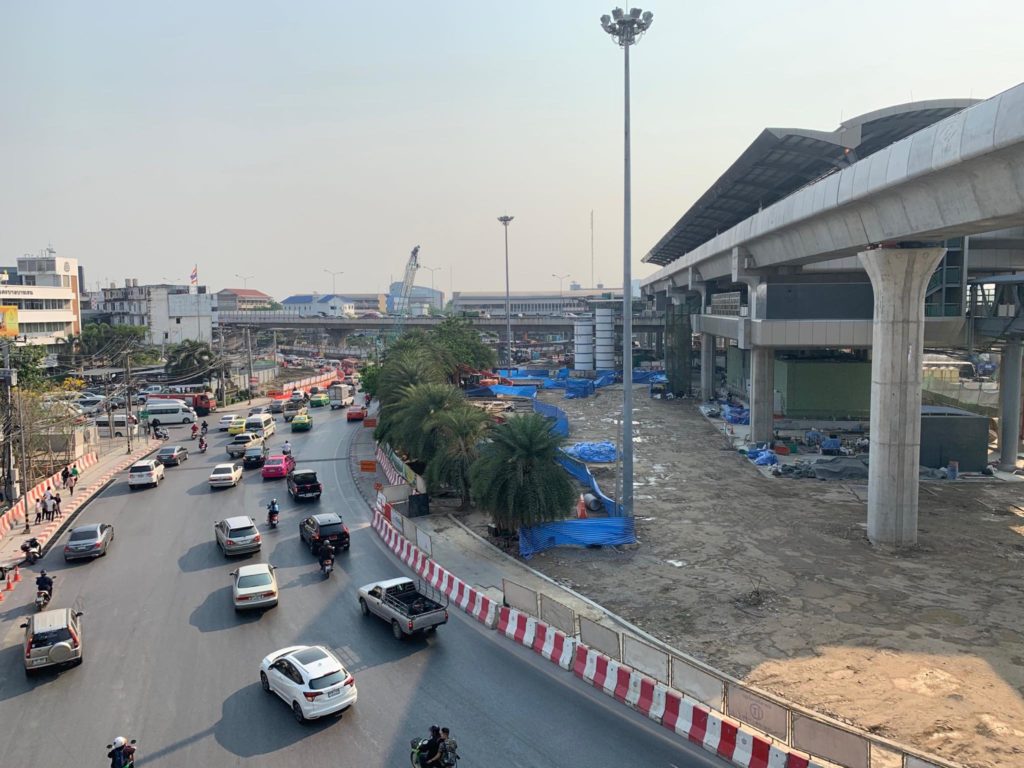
top-left (378, 347), bottom-right (444, 406)
top-left (470, 413), bottom-right (576, 530)
top-left (165, 340), bottom-right (216, 381)
top-left (380, 382), bottom-right (463, 463)
top-left (424, 404), bottom-right (491, 509)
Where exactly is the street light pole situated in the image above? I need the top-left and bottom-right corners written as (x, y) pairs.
top-left (323, 269), bottom-right (344, 297)
top-left (422, 266), bottom-right (442, 311)
top-left (600, 7), bottom-right (653, 518)
top-left (498, 216), bottom-right (514, 370)
top-left (552, 273), bottom-right (571, 310)
top-left (235, 273), bottom-right (254, 289)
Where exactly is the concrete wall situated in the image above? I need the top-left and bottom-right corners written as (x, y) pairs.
top-left (725, 346), bottom-right (748, 393)
top-left (920, 412), bottom-right (989, 471)
top-left (775, 359), bottom-right (871, 419)
top-left (765, 282), bottom-right (874, 320)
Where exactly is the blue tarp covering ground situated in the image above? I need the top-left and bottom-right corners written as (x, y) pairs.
top-left (562, 441), bottom-right (617, 463)
top-left (534, 400), bottom-right (570, 437)
top-left (747, 448), bottom-right (778, 466)
top-left (564, 379), bottom-right (596, 399)
top-left (519, 516), bottom-right (636, 558)
top-left (463, 384), bottom-right (538, 399)
top-left (722, 403), bottom-right (750, 425)
top-left (557, 453), bottom-right (621, 515)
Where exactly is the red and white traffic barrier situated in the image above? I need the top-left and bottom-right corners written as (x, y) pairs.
top-left (531, 621), bottom-right (576, 670)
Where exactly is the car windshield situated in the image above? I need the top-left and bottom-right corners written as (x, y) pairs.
top-left (317, 522), bottom-right (344, 536)
top-left (158, 448), bottom-right (176, 455)
top-left (129, 465), bottom-right (153, 473)
top-left (294, 473), bottom-right (318, 484)
top-left (237, 573), bottom-right (272, 588)
top-left (69, 529), bottom-right (97, 541)
top-left (309, 670), bottom-right (346, 690)
top-left (32, 627), bottom-right (71, 647)
top-left (228, 525), bottom-right (257, 537)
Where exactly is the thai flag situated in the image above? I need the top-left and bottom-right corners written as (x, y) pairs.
top-left (190, 265), bottom-right (198, 285)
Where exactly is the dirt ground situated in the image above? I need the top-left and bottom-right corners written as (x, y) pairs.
top-left (500, 385), bottom-right (1023, 768)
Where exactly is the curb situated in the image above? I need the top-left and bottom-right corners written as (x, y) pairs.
top-left (367, 507), bottom-right (824, 768)
top-left (0, 442), bottom-right (161, 582)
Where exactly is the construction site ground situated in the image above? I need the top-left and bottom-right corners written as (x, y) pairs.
top-left (457, 385), bottom-right (1024, 768)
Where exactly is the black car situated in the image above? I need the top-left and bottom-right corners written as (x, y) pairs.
top-left (156, 445), bottom-right (189, 466)
top-left (287, 469), bottom-right (322, 501)
top-left (242, 444), bottom-right (271, 469)
top-left (299, 513), bottom-right (349, 555)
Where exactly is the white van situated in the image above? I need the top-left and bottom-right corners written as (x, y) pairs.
top-left (94, 413), bottom-right (139, 437)
top-left (146, 401), bottom-right (197, 426)
top-left (245, 413), bottom-right (276, 439)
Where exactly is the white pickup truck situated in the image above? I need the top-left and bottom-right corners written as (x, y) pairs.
top-left (358, 578), bottom-right (448, 640)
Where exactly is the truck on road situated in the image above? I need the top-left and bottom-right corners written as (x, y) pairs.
top-left (328, 383), bottom-right (354, 410)
top-left (357, 578), bottom-right (448, 639)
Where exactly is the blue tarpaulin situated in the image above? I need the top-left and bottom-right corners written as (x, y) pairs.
top-left (519, 517), bottom-right (637, 558)
top-left (534, 400), bottom-right (570, 437)
top-left (562, 441), bottom-right (617, 463)
top-left (747, 449), bottom-right (778, 465)
top-left (464, 384), bottom-right (537, 398)
top-left (722, 404), bottom-right (750, 425)
top-left (556, 453), bottom-right (621, 515)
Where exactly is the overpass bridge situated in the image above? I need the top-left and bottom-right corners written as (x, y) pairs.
top-left (640, 82), bottom-right (1024, 548)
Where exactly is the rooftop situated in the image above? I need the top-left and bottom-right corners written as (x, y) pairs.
top-left (643, 99), bottom-right (977, 267)
top-left (219, 288), bottom-right (272, 299)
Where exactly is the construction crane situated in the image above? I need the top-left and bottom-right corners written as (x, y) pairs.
top-left (390, 245), bottom-right (420, 341)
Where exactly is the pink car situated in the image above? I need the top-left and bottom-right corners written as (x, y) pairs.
top-left (261, 454), bottom-right (296, 480)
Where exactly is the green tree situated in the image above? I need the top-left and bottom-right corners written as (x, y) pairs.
top-left (429, 316), bottom-right (496, 373)
top-left (378, 382), bottom-right (462, 462)
top-left (165, 340), bottom-right (217, 381)
top-left (470, 413), bottom-right (576, 530)
top-left (424, 404), bottom-right (491, 509)
top-left (10, 345), bottom-right (49, 390)
top-left (359, 363), bottom-right (381, 400)
top-left (377, 347), bottom-right (444, 407)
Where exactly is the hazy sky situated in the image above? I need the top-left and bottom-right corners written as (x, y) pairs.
top-left (2, 2), bottom-right (1022, 299)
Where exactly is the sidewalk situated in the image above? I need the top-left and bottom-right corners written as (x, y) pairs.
top-left (0, 438), bottom-right (161, 575)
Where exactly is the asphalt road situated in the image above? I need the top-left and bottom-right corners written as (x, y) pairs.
top-left (0, 407), bottom-right (724, 768)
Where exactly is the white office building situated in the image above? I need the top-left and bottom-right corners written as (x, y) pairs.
top-left (0, 250), bottom-right (82, 348)
top-left (99, 280), bottom-right (216, 345)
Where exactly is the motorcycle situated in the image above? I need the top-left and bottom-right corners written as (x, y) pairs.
top-left (320, 557), bottom-right (334, 578)
top-left (21, 538), bottom-right (42, 565)
top-left (410, 738), bottom-right (433, 768)
top-left (105, 738), bottom-right (138, 768)
top-left (267, 505), bottom-right (279, 529)
top-left (154, 428), bottom-right (170, 440)
top-left (35, 588), bottom-right (52, 612)
top-left (198, 438), bottom-right (208, 454)
top-left (190, 426), bottom-right (199, 441)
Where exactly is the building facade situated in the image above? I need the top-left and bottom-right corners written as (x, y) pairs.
top-left (216, 288), bottom-right (274, 311)
top-left (0, 250), bottom-right (82, 349)
top-left (387, 284), bottom-right (444, 315)
top-left (451, 288), bottom-right (622, 317)
top-left (99, 280), bottom-right (215, 345)
top-left (281, 294), bottom-right (356, 317)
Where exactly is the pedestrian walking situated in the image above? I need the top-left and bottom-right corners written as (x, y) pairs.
top-left (43, 496), bottom-right (55, 522)
top-left (71, 464), bottom-right (80, 483)
top-left (34, 497), bottom-right (43, 524)
top-left (43, 486), bottom-right (53, 503)
top-left (54, 493), bottom-right (63, 519)
top-left (68, 474), bottom-right (77, 495)
top-left (61, 465), bottom-right (71, 489)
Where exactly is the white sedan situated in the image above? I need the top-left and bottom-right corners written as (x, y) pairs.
top-left (218, 413), bottom-right (243, 431)
top-left (231, 563), bottom-right (278, 611)
top-left (259, 645), bottom-right (357, 723)
top-left (209, 462), bottom-right (243, 488)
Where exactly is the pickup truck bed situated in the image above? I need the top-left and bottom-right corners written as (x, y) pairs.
top-left (358, 578), bottom-right (448, 639)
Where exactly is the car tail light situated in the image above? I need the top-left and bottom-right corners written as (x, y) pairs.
top-left (319, 483), bottom-right (323, 492)
top-left (260, 591), bottom-right (276, 598)
top-left (343, 674), bottom-right (354, 686)
top-left (254, 534), bottom-right (262, 543)
top-left (342, 525), bottom-right (349, 534)
top-left (444, 610), bottom-right (449, 621)
top-left (64, 545), bottom-right (71, 552)
top-left (407, 619), bottom-right (414, 631)
top-left (93, 542), bottom-right (102, 549)
top-left (226, 539), bottom-right (235, 546)
top-left (69, 626), bottom-right (80, 649)
top-left (25, 637), bottom-right (32, 659)
top-left (311, 533), bottom-right (319, 540)
top-left (303, 691), bottom-right (322, 702)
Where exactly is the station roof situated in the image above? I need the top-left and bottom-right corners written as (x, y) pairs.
top-left (642, 99), bottom-right (977, 267)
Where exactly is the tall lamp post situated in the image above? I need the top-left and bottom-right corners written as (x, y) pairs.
top-left (498, 215), bottom-right (515, 369)
top-left (600, 7), bottom-right (653, 518)
top-left (422, 266), bottom-right (442, 311)
top-left (323, 269), bottom-right (344, 296)
top-left (552, 272), bottom-right (571, 303)
top-left (235, 273), bottom-right (254, 289)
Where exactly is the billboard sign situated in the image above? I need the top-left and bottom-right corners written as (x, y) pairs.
top-left (0, 305), bottom-right (18, 338)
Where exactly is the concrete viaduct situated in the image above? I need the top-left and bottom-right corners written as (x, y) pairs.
top-left (641, 82), bottom-right (1024, 549)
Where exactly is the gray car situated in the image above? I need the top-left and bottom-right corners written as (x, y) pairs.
top-left (214, 515), bottom-right (262, 556)
top-left (62, 523), bottom-right (114, 562)
top-left (21, 608), bottom-right (84, 676)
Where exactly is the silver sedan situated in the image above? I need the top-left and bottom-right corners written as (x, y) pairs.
top-left (231, 563), bottom-right (279, 611)
top-left (63, 523), bottom-right (114, 562)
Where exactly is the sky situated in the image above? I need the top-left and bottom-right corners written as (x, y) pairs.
top-left (1, 1), bottom-right (1022, 300)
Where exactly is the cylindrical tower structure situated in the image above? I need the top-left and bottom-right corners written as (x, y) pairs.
top-left (595, 307), bottom-right (615, 370)
top-left (574, 318), bottom-right (594, 371)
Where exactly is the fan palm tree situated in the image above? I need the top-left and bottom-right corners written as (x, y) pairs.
top-left (165, 340), bottom-right (216, 381)
top-left (424, 404), bottom-right (491, 509)
top-left (377, 347), bottom-right (444, 406)
top-left (379, 382), bottom-right (463, 463)
top-left (470, 412), bottom-right (576, 530)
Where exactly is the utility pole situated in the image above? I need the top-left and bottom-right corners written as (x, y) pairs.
top-left (17, 383), bottom-right (30, 533)
top-left (125, 348), bottom-right (134, 453)
top-left (2, 340), bottom-right (14, 506)
top-left (245, 327), bottom-right (255, 404)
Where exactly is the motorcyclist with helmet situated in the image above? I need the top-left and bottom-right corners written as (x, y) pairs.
top-left (318, 539), bottom-right (335, 573)
top-left (267, 498), bottom-right (280, 527)
top-left (35, 570), bottom-right (53, 599)
top-left (107, 736), bottom-right (136, 768)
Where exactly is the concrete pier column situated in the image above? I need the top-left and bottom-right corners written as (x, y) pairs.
top-left (700, 333), bottom-right (716, 401)
top-left (999, 336), bottom-right (1023, 471)
top-left (859, 246), bottom-right (946, 548)
top-left (749, 346), bottom-right (775, 443)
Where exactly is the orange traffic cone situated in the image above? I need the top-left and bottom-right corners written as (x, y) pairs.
top-left (577, 495), bottom-right (588, 519)
top-left (0, 588), bottom-right (5, 602)
top-left (4, 574), bottom-right (13, 591)
top-left (13, 565), bottom-right (21, 582)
